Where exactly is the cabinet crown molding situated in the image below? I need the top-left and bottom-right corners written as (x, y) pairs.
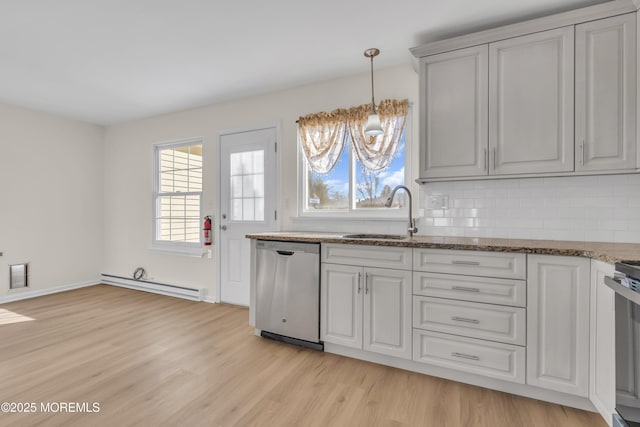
top-left (410, 0), bottom-right (637, 58)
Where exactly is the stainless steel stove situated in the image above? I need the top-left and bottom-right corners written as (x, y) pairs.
top-left (606, 261), bottom-right (640, 427)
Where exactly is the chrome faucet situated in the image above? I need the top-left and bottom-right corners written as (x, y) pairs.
top-left (385, 185), bottom-right (418, 237)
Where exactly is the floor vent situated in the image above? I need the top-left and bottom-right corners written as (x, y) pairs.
top-left (101, 274), bottom-right (204, 301)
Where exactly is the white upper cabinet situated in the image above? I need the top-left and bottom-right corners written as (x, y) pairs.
top-left (489, 27), bottom-right (575, 175)
top-left (575, 13), bottom-right (637, 172)
top-left (419, 45), bottom-right (488, 178)
top-left (412, 1), bottom-right (640, 182)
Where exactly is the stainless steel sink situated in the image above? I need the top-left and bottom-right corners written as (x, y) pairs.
top-left (340, 233), bottom-right (408, 240)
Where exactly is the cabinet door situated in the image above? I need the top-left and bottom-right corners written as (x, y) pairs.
top-left (321, 263), bottom-right (362, 349)
top-left (489, 27), bottom-right (574, 175)
top-left (576, 13), bottom-right (637, 172)
top-left (363, 267), bottom-right (412, 359)
top-left (419, 45), bottom-right (488, 178)
top-left (589, 260), bottom-right (615, 422)
top-left (527, 255), bottom-right (590, 397)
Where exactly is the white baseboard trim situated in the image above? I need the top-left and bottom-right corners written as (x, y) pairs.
top-left (0, 280), bottom-right (99, 304)
top-left (203, 296), bottom-right (217, 304)
top-left (101, 274), bottom-right (205, 301)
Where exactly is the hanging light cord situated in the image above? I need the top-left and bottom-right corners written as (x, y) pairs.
top-left (364, 48), bottom-right (380, 115)
top-left (369, 54), bottom-right (376, 114)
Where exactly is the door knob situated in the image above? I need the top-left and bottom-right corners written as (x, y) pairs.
top-left (220, 225), bottom-right (227, 231)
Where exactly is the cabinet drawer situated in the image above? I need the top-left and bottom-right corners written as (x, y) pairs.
top-left (413, 249), bottom-right (526, 279)
top-left (413, 296), bottom-right (526, 346)
top-left (322, 244), bottom-right (412, 270)
top-left (413, 329), bottom-right (525, 384)
top-left (413, 272), bottom-right (526, 307)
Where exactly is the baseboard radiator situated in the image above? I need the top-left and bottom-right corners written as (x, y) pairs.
top-left (101, 274), bottom-right (205, 301)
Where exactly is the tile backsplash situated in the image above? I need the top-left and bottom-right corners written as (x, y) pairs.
top-left (418, 174), bottom-right (640, 243)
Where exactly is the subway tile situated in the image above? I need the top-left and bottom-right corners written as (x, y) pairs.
top-left (452, 199), bottom-right (474, 209)
top-left (415, 175), bottom-right (640, 243)
top-left (585, 229), bottom-right (615, 242)
top-left (474, 199), bottom-right (495, 208)
top-left (507, 208), bottom-right (534, 218)
top-left (434, 218), bottom-right (451, 227)
top-left (495, 198), bottom-right (512, 208)
top-left (614, 230), bottom-right (640, 243)
top-left (474, 218), bottom-right (496, 228)
top-left (543, 219), bottom-right (573, 229)
top-left (452, 218), bottom-right (474, 227)
top-left (599, 219), bottom-right (628, 231)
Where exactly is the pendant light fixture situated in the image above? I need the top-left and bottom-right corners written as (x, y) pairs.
top-left (364, 48), bottom-right (384, 136)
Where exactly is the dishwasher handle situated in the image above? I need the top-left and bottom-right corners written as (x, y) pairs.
top-left (276, 250), bottom-right (294, 256)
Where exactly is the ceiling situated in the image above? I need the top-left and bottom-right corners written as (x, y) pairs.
top-left (0, 0), bottom-right (610, 126)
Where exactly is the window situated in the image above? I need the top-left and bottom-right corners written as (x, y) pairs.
top-left (153, 139), bottom-right (203, 253)
top-left (301, 129), bottom-right (409, 216)
top-left (230, 150), bottom-right (265, 221)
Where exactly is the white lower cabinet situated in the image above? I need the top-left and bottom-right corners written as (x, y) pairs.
top-left (411, 249), bottom-right (527, 384)
top-left (413, 296), bottom-right (526, 346)
top-left (413, 329), bottom-right (526, 383)
top-left (527, 254), bottom-right (591, 397)
top-left (321, 246), bottom-right (412, 360)
top-left (590, 260), bottom-right (615, 424)
top-left (321, 244), bottom-right (610, 413)
top-left (321, 263), bottom-right (362, 349)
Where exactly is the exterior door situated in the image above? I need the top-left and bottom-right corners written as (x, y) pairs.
top-left (219, 127), bottom-right (278, 306)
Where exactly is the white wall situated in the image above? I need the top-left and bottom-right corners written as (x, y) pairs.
top-left (102, 64), bottom-right (419, 299)
top-left (418, 174), bottom-right (640, 243)
top-left (4, 59), bottom-right (640, 304)
top-left (0, 103), bottom-right (104, 297)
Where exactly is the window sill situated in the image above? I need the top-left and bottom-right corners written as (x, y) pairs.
top-left (149, 245), bottom-right (205, 258)
top-left (292, 215), bottom-right (409, 223)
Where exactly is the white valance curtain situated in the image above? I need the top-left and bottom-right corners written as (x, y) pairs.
top-left (298, 109), bottom-right (348, 174)
top-left (298, 99), bottom-right (408, 173)
top-left (347, 99), bottom-right (408, 171)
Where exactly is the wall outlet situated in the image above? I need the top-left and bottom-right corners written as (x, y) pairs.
top-left (427, 194), bottom-right (449, 210)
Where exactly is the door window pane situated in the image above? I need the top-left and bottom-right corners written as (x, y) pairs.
top-left (229, 149), bottom-right (265, 222)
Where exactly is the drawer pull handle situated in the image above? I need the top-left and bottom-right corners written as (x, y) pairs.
top-left (452, 260), bottom-right (480, 266)
top-left (451, 286), bottom-right (480, 293)
top-left (452, 316), bottom-right (480, 324)
top-left (452, 352), bottom-right (480, 361)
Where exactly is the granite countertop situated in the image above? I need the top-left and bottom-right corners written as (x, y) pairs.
top-left (245, 231), bottom-right (640, 264)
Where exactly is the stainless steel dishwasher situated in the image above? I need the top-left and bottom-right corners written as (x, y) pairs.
top-left (255, 240), bottom-right (322, 350)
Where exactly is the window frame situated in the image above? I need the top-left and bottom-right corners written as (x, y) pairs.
top-left (297, 112), bottom-right (412, 219)
top-left (151, 137), bottom-right (204, 256)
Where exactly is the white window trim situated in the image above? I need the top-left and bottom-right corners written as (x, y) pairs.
top-left (297, 111), bottom-right (412, 220)
top-left (150, 137), bottom-right (204, 257)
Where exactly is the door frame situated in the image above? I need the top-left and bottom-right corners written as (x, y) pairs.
top-left (215, 122), bottom-right (281, 303)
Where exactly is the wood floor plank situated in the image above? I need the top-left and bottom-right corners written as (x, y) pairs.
top-left (0, 285), bottom-right (607, 426)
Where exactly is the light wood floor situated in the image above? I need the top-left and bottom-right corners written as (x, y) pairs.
top-left (0, 285), bottom-right (606, 427)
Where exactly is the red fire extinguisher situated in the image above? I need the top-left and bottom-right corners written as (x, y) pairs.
top-left (203, 216), bottom-right (212, 246)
